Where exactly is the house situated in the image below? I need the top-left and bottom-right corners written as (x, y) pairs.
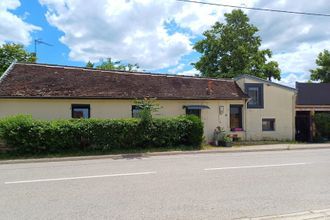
top-left (235, 75), bottom-right (296, 141)
top-left (295, 82), bottom-right (330, 142)
top-left (0, 62), bottom-right (296, 142)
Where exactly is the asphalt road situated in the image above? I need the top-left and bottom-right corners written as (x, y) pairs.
top-left (1, 149), bottom-right (330, 220)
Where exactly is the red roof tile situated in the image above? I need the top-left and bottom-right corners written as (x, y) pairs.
top-left (0, 63), bottom-right (248, 100)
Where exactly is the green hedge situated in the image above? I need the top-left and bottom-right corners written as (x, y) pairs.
top-left (0, 115), bottom-right (203, 154)
top-left (314, 113), bottom-right (330, 140)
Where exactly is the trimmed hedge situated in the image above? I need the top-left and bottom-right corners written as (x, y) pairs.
top-left (0, 115), bottom-right (203, 154)
top-left (314, 113), bottom-right (330, 140)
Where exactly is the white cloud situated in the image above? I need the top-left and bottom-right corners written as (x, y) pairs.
top-left (248, 0), bottom-right (330, 84)
top-left (274, 72), bottom-right (310, 88)
top-left (173, 0), bottom-right (258, 34)
top-left (39, 0), bottom-right (329, 77)
top-left (39, 0), bottom-right (192, 69)
top-left (178, 68), bottom-right (200, 77)
top-left (168, 63), bottom-right (185, 74)
top-left (272, 41), bottom-right (330, 74)
top-left (0, 0), bottom-right (41, 45)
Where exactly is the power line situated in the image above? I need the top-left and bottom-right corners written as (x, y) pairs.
top-left (177, 0), bottom-right (330, 17)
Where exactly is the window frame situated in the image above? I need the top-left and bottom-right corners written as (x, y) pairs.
top-left (245, 83), bottom-right (264, 109)
top-left (131, 105), bottom-right (141, 118)
top-left (185, 108), bottom-right (201, 118)
top-left (71, 104), bottom-right (91, 119)
top-left (262, 118), bottom-right (275, 131)
top-left (230, 104), bottom-right (243, 130)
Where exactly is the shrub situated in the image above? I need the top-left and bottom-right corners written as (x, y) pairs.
top-left (314, 113), bottom-right (330, 140)
top-left (0, 115), bottom-right (203, 154)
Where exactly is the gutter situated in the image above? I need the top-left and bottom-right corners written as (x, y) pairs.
top-left (0, 96), bottom-right (248, 100)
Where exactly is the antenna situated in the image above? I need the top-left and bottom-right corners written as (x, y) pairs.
top-left (34, 39), bottom-right (53, 58)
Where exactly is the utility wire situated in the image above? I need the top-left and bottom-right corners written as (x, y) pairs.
top-left (177, 0), bottom-right (330, 17)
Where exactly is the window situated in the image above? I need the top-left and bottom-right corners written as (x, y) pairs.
top-left (186, 109), bottom-right (201, 118)
top-left (183, 105), bottom-right (209, 118)
top-left (262, 119), bottom-right (275, 131)
top-left (132, 105), bottom-right (141, 118)
top-left (245, 83), bottom-right (264, 108)
top-left (71, 104), bottom-right (90, 119)
top-left (230, 105), bottom-right (243, 130)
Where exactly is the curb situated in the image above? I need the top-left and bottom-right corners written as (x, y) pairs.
top-left (1, 145), bottom-right (330, 165)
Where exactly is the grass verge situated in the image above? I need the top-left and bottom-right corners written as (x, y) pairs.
top-left (0, 145), bottom-right (203, 161)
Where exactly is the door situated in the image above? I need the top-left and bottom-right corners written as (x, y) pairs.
top-left (295, 111), bottom-right (311, 142)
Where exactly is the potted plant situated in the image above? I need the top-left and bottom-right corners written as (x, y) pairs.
top-left (213, 127), bottom-right (233, 147)
top-left (222, 135), bottom-right (233, 147)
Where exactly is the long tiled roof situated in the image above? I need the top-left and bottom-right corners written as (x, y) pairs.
top-left (0, 63), bottom-right (248, 100)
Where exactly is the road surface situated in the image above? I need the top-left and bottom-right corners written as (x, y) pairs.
top-left (1, 149), bottom-right (330, 219)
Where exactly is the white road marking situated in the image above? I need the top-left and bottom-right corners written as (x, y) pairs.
top-left (4, 171), bottom-right (157, 184)
top-left (204, 162), bottom-right (308, 171)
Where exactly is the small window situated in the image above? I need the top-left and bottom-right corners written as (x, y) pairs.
top-left (230, 105), bottom-right (243, 130)
top-left (186, 109), bottom-right (201, 118)
top-left (246, 83), bottom-right (263, 108)
top-left (262, 119), bottom-right (275, 131)
top-left (132, 105), bottom-right (141, 118)
top-left (72, 104), bottom-right (90, 119)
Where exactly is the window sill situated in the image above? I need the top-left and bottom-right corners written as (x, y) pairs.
top-left (230, 129), bottom-right (245, 132)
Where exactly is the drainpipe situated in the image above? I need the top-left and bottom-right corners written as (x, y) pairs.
top-left (244, 97), bottom-right (251, 141)
top-left (292, 92), bottom-right (297, 141)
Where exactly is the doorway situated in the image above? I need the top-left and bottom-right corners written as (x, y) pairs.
top-left (295, 111), bottom-right (311, 142)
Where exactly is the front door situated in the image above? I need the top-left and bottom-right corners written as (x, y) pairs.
top-left (295, 111), bottom-right (311, 142)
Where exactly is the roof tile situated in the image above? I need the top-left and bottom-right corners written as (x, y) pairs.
top-left (296, 82), bottom-right (330, 105)
top-left (0, 63), bottom-right (248, 100)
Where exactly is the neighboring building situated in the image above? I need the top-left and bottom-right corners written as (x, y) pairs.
top-left (0, 63), bottom-right (297, 142)
top-left (295, 82), bottom-right (330, 142)
top-left (235, 75), bottom-right (296, 141)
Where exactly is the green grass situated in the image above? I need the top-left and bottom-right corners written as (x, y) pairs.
top-left (0, 140), bottom-right (310, 161)
top-left (0, 145), bottom-right (202, 161)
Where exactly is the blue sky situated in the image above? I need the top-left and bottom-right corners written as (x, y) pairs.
top-left (1, 0), bottom-right (329, 87)
top-left (13, 1), bottom-right (83, 67)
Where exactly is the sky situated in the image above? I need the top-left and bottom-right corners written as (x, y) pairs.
top-left (1, 0), bottom-right (329, 88)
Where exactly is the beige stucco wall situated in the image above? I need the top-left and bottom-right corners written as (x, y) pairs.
top-left (236, 77), bottom-right (296, 141)
top-left (0, 98), bottom-right (245, 142)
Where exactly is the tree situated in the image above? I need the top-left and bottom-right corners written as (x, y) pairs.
top-left (193, 9), bottom-right (280, 80)
top-left (310, 49), bottom-right (330, 83)
top-left (134, 98), bottom-right (161, 122)
top-left (85, 61), bottom-right (94, 68)
top-left (263, 61), bottom-right (281, 81)
top-left (0, 43), bottom-right (36, 76)
top-left (86, 58), bottom-right (139, 71)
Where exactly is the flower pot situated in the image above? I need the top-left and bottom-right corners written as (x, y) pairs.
top-left (219, 141), bottom-right (232, 147)
top-left (224, 142), bottom-right (232, 147)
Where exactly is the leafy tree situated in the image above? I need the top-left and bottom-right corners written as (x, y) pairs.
top-left (85, 61), bottom-right (94, 68)
top-left (310, 49), bottom-right (330, 83)
top-left (193, 9), bottom-right (280, 80)
top-left (134, 98), bottom-right (161, 122)
top-left (0, 43), bottom-right (36, 76)
top-left (86, 58), bottom-right (139, 71)
top-left (263, 61), bottom-right (281, 81)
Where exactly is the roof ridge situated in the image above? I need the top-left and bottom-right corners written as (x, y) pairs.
top-left (235, 74), bottom-right (296, 91)
top-left (15, 62), bottom-right (235, 82)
